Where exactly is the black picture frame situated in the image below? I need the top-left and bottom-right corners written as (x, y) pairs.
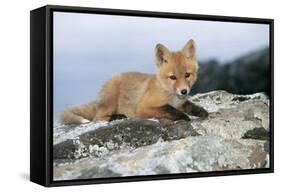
top-left (30, 4), bottom-right (274, 187)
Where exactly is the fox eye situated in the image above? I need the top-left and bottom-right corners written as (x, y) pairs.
top-left (185, 73), bottom-right (191, 78)
top-left (169, 75), bottom-right (177, 80)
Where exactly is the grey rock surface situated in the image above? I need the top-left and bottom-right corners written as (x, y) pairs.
top-left (53, 90), bottom-right (270, 180)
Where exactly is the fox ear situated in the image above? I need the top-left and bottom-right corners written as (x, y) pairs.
top-left (182, 39), bottom-right (196, 60)
top-left (155, 43), bottom-right (170, 66)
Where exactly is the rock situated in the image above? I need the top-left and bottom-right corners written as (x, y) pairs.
top-left (242, 127), bottom-right (270, 140)
top-left (53, 90), bottom-right (270, 180)
top-left (190, 47), bottom-right (270, 96)
top-left (53, 119), bottom-right (200, 160)
top-left (189, 91), bottom-right (269, 139)
top-left (53, 137), bottom-right (269, 180)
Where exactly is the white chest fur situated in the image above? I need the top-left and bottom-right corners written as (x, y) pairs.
top-left (168, 95), bottom-right (188, 109)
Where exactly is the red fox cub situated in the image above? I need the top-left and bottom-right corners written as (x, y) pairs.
top-left (60, 39), bottom-right (208, 124)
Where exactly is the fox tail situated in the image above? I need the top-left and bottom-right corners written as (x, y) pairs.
top-left (59, 101), bottom-right (97, 124)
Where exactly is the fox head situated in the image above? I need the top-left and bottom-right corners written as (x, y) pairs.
top-left (155, 39), bottom-right (199, 99)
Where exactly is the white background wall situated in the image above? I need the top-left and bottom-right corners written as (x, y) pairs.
top-left (0, 0), bottom-right (279, 191)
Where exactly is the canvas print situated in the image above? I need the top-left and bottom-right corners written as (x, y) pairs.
top-left (53, 11), bottom-right (270, 181)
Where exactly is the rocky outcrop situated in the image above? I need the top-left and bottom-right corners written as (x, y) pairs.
top-left (191, 48), bottom-right (270, 95)
top-left (53, 119), bottom-right (200, 160)
top-left (53, 90), bottom-right (270, 180)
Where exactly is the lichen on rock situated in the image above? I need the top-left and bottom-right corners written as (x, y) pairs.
top-left (53, 90), bottom-right (270, 180)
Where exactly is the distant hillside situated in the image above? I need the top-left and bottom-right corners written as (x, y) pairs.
top-left (191, 47), bottom-right (270, 96)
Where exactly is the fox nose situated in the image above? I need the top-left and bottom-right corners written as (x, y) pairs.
top-left (181, 89), bottom-right (187, 95)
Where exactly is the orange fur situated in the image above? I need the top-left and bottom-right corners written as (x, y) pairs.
top-left (60, 39), bottom-right (198, 124)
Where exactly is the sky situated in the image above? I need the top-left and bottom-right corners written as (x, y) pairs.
top-left (53, 11), bottom-right (269, 119)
